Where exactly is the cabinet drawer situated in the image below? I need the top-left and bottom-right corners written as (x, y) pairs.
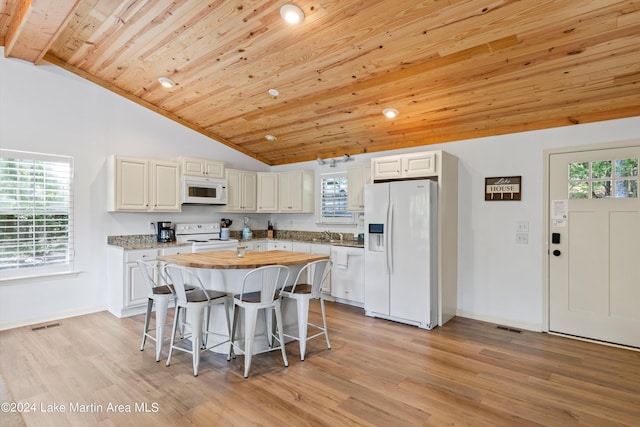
top-left (124, 249), bottom-right (157, 263)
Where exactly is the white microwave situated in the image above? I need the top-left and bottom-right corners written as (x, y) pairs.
top-left (182, 176), bottom-right (227, 205)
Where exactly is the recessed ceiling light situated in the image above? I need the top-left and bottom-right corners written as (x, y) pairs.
top-left (280, 4), bottom-right (305, 24)
top-left (268, 88), bottom-right (280, 97)
top-left (265, 135), bottom-right (278, 142)
top-left (158, 77), bottom-right (176, 89)
top-left (383, 108), bottom-right (399, 118)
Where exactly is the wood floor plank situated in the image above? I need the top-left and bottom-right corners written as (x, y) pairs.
top-left (0, 303), bottom-right (639, 426)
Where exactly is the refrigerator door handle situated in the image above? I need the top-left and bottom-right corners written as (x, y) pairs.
top-left (386, 202), bottom-right (393, 275)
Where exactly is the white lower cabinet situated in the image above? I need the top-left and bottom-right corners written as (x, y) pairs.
top-left (267, 240), bottom-right (292, 251)
top-left (107, 245), bottom-right (189, 317)
top-left (107, 247), bottom-right (157, 317)
top-left (330, 246), bottom-right (365, 306)
top-left (241, 241), bottom-right (256, 251)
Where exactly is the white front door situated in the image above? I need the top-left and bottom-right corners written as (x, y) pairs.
top-left (549, 145), bottom-right (640, 348)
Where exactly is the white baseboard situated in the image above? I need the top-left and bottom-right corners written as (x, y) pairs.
top-left (0, 305), bottom-right (105, 331)
top-left (455, 309), bottom-right (542, 332)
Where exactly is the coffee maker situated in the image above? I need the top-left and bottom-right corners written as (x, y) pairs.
top-left (157, 221), bottom-right (175, 243)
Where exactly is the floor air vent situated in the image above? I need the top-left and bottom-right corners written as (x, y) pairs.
top-left (31, 322), bottom-right (61, 331)
top-left (496, 325), bottom-right (523, 334)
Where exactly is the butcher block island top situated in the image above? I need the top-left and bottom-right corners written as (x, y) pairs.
top-left (157, 250), bottom-right (329, 270)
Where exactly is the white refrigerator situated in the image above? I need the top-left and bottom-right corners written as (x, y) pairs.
top-left (364, 179), bottom-right (438, 329)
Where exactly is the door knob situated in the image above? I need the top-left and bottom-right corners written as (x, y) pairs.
top-left (553, 249), bottom-right (561, 257)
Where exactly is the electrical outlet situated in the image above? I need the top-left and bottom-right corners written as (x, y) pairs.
top-left (516, 233), bottom-right (528, 244)
top-left (149, 222), bottom-right (155, 231)
top-left (516, 221), bottom-right (529, 232)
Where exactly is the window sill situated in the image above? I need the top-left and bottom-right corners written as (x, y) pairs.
top-left (0, 271), bottom-right (82, 286)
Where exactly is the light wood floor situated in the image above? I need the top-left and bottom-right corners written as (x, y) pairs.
top-left (1, 302), bottom-right (639, 426)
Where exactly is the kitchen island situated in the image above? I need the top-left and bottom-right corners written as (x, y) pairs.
top-left (157, 249), bottom-right (328, 270)
top-left (156, 250), bottom-right (330, 356)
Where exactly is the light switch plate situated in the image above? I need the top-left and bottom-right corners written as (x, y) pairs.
top-left (516, 233), bottom-right (528, 244)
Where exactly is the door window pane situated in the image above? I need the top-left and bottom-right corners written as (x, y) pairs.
top-left (592, 181), bottom-right (611, 198)
top-left (591, 161), bottom-right (611, 179)
top-left (615, 179), bottom-right (638, 198)
top-left (615, 158), bottom-right (638, 178)
top-left (569, 162), bottom-right (589, 180)
top-left (569, 181), bottom-right (589, 199)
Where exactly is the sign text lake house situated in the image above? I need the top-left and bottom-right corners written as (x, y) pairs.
top-left (485, 176), bottom-right (522, 201)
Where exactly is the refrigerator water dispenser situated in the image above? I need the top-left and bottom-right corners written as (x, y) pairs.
top-left (368, 223), bottom-right (385, 251)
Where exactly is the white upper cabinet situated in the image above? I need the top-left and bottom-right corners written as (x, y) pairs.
top-left (372, 155), bottom-right (402, 180)
top-left (257, 172), bottom-right (279, 212)
top-left (347, 163), bottom-right (371, 211)
top-left (111, 156), bottom-right (148, 211)
top-left (402, 152), bottom-right (437, 177)
top-left (179, 157), bottom-right (225, 178)
top-left (150, 160), bottom-right (181, 211)
top-left (372, 151), bottom-right (437, 180)
top-left (278, 170), bottom-right (314, 212)
top-left (108, 155), bottom-right (181, 212)
top-left (226, 169), bottom-right (257, 212)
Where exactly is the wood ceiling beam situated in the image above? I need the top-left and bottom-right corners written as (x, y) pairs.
top-left (4, 0), bottom-right (81, 64)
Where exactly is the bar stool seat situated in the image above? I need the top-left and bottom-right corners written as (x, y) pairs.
top-left (228, 265), bottom-right (290, 378)
top-left (164, 264), bottom-right (231, 376)
top-left (137, 260), bottom-right (176, 362)
top-left (279, 260), bottom-right (332, 361)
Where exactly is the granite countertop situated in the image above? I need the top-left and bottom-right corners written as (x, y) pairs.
top-left (108, 232), bottom-right (364, 250)
top-left (107, 234), bottom-right (192, 250)
top-left (242, 237), bottom-right (364, 248)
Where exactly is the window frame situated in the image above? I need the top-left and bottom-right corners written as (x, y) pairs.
top-left (0, 149), bottom-right (75, 280)
top-left (317, 171), bottom-right (354, 225)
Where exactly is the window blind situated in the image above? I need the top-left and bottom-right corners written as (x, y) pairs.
top-left (0, 150), bottom-right (74, 276)
top-left (320, 173), bottom-right (352, 221)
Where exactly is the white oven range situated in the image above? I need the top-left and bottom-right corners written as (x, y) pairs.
top-left (174, 222), bottom-right (239, 253)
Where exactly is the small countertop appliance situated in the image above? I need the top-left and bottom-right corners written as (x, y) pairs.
top-left (157, 221), bottom-right (176, 243)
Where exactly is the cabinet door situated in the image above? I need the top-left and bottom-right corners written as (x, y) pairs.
top-left (204, 160), bottom-right (225, 178)
top-left (115, 157), bottom-right (149, 210)
top-left (126, 262), bottom-right (150, 307)
top-left (257, 173), bottom-right (279, 212)
top-left (403, 152), bottom-right (436, 177)
top-left (347, 164), bottom-right (371, 211)
top-left (124, 249), bottom-right (157, 307)
top-left (278, 171), bottom-right (295, 211)
top-left (240, 172), bottom-right (257, 211)
top-left (181, 157), bottom-right (205, 176)
top-left (151, 160), bottom-right (181, 211)
top-left (255, 241), bottom-right (268, 251)
top-left (330, 247), bottom-right (364, 304)
top-left (372, 155), bottom-right (402, 180)
top-left (226, 169), bottom-right (243, 211)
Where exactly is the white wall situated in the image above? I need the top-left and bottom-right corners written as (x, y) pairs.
top-left (0, 50), bottom-right (269, 329)
top-left (2, 48), bottom-right (639, 331)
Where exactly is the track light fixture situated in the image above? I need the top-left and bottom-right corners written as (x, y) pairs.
top-left (316, 154), bottom-right (353, 167)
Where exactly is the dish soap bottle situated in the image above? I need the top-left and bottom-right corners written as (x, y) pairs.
top-left (242, 216), bottom-right (252, 240)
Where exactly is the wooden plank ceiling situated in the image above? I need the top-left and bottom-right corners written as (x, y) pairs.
top-left (1, 0), bottom-right (639, 165)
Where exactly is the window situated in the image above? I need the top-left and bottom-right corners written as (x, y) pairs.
top-left (0, 150), bottom-right (74, 278)
top-left (319, 172), bottom-right (353, 223)
top-left (568, 158), bottom-right (638, 199)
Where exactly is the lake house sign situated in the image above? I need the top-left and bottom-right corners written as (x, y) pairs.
top-left (485, 176), bottom-right (521, 201)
